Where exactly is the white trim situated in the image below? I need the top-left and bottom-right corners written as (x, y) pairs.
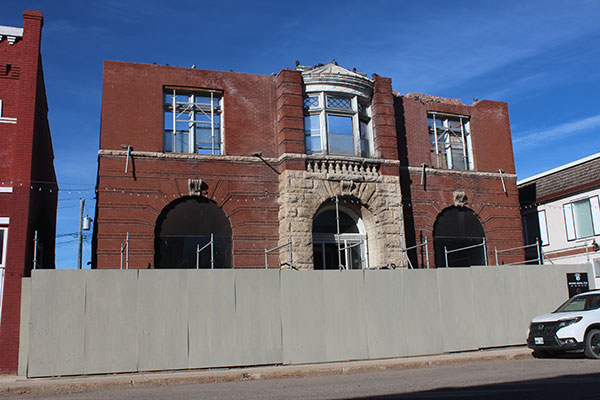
top-left (0, 187), bottom-right (13, 193)
top-left (518, 152), bottom-right (600, 185)
top-left (0, 217), bottom-right (9, 225)
top-left (0, 26), bottom-right (24, 37)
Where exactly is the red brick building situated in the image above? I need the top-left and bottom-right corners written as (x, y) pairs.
top-left (0, 11), bottom-right (58, 373)
top-left (94, 61), bottom-right (522, 271)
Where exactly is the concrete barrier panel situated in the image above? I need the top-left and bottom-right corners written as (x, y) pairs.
top-left (187, 270), bottom-right (237, 368)
top-left (137, 270), bottom-right (189, 371)
top-left (28, 270), bottom-right (86, 377)
top-left (231, 270), bottom-right (282, 366)
top-left (437, 268), bottom-right (478, 352)
top-left (363, 270), bottom-right (406, 359)
top-left (322, 271), bottom-right (368, 362)
top-left (280, 271), bottom-right (327, 364)
top-left (18, 278), bottom-right (31, 376)
top-left (471, 267), bottom-right (511, 348)
top-left (84, 270), bottom-right (138, 374)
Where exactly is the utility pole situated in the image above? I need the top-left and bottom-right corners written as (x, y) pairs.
top-left (77, 198), bottom-right (85, 269)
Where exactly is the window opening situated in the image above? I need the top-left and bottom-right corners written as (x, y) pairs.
top-left (303, 93), bottom-right (372, 157)
top-left (155, 197), bottom-right (232, 268)
top-left (312, 200), bottom-right (367, 270)
top-left (433, 207), bottom-right (485, 267)
top-left (563, 196), bottom-right (600, 241)
top-left (163, 88), bottom-right (222, 155)
top-left (428, 113), bottom-right (473, 170)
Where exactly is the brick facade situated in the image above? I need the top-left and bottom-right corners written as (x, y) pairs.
top-left (0, 10), bottom-right (58, 373)
top-left (94, 61), bottom-right (523, 271)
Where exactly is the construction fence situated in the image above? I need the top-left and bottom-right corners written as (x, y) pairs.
top-left (18, 264), bottom-right (595, 377)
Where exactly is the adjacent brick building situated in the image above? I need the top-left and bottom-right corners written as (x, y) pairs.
top-left (0, 11), bottom-right (58, 373)
top-left (93, 61), bottom-right (523, 271)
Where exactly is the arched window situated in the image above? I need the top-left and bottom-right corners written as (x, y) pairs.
top-left (433, 207), bottom-right (485, 267)
top-left (155, 197), bottom-right (232, 268)
top-left (312, 203), bottom-right (367, 270)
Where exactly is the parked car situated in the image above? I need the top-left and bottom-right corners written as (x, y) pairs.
top-left (527, 290), bottom-right (600, 359)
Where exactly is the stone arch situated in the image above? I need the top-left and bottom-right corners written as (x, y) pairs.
top-left (154, 196), bottom-right (232, 268)
top-left (433, 206), bottom-right (486, 267)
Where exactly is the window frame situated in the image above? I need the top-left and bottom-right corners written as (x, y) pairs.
top-left (428, 112), bottom-right (473, 170)
top-left (0, 226), bottom-right (7, 269)
top-left (303, 92), bottom-right (372, 157)
top-left (163, 87), bottom-right (224, 155)
top-left (563, 195), bottom-right (600, 241)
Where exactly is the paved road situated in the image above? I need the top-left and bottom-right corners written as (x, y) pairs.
top-left (4, 356), bottom-right (600, 399)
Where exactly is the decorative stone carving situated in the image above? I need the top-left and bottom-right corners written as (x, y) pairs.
top-left (188, 178), bottom-right (203, 196)
top-left (453, 191), bottom-right (468, 207)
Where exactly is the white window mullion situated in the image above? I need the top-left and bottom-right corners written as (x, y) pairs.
top-left (590, 196), bottom-right (600, 235)
top-left (351, 96), bottom-right (360, 156)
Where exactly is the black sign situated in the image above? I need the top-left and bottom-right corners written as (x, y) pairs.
top-left (567, 273), bottom-right (589, 298)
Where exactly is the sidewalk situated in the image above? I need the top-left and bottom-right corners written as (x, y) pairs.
top-left (0, 347), bottom-right (532, 396)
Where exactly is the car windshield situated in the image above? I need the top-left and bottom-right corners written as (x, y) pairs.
top-left (554, 293), bottom-right (600, 313)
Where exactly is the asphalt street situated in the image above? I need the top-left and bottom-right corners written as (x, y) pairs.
top-left (3, 355), bottom-right (600, 399)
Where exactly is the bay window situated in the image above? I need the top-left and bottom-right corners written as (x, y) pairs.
top-left (303, 93), bottom-right (372, 157)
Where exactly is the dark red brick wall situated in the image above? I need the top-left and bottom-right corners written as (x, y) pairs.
top-left (396, 94), bottom-right (522, 267)
top-left (0, 10), bottom-right (58, 374)
top-left (100, 61), bottom-right (278, 157)
top-left (95, 62), bottom-right (281, 269)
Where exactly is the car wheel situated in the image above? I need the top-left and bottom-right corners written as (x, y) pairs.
top-left (584, 329), bottom-right (600, 359)
top-left (532, 349), bottom-right (555, 359)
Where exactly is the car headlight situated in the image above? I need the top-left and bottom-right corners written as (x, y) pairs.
top-left (557, 317), bottom-right (583, 329)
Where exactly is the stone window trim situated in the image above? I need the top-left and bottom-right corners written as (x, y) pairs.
top-left (428, 112), bottom-right (473, 171)
top-left (163, 87), bottom-right (224, 155)
top-left (563, 195), bottom-right (600, 241)
top-left (303, 91), bottom-right (372, 158)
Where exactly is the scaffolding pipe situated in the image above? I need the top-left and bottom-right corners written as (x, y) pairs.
top-left (211, 233), bottom-right (214, 269)
top-left (33, 230), bottom-right (38, 270)
top-left (425, 238), bottom-right (430, 269)
top-left (335, 196), bottom-right (342, 269)
top-left (264, 237), bottom-right (293, 270)
top-left (126, 232), bottom-right (129, 270)
top-left (289, 235), bottom-right (293, 271)
top-left (444, 246), bottom-right (449, 268)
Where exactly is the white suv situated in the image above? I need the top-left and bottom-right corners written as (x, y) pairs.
top-left (527, 290), bottom-right (600, 359)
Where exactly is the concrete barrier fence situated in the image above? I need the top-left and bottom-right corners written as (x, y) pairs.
top-left (18, 265), bottom-right (594, 377)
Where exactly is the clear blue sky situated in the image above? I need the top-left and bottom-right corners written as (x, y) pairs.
top-left (4, 0), bottom-right (600, 268)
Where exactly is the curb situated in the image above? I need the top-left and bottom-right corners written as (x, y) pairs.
top-left (0, 347), bottom-right (532, 396)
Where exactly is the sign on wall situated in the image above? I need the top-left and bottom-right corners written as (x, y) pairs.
top-left (566, 272), bottom-right (589, 298)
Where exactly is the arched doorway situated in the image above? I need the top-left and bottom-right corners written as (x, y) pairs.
top-left (433, 207), bottom-right (485, 267)
top-left (155, 197), bottom-right (232, 268)
top-left (312, 200), bottom-right (367, 270)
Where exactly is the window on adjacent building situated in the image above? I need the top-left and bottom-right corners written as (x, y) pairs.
top-left (563, 196), bottom-right (600, 240)
top-left (538, 209), bottom-right (549, 246)
top-left (163, 88), bottom-right (223, 155)
top-left (428, 113), bottom-right (473, 170)
top-left (303, 93), bottom-right (371, 157)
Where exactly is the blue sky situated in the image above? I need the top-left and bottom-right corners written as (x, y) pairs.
top-left (3, 1), bottom-right (600, 268)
